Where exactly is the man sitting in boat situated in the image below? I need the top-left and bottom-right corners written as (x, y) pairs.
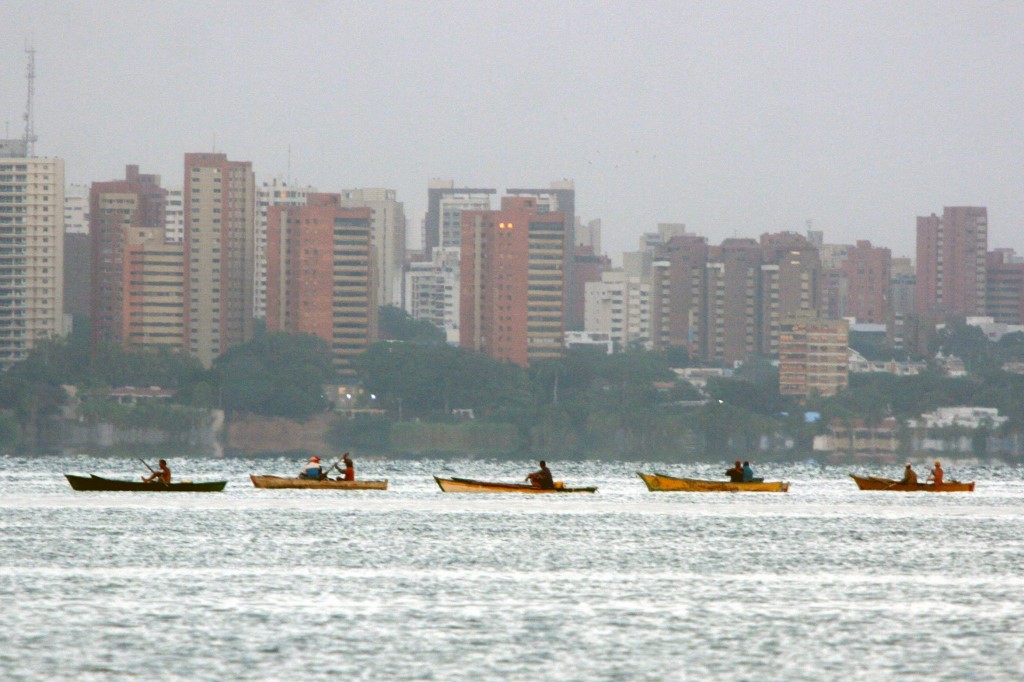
top-left (142, 459), bottom-right (171, 484)
top-left (741, 461), bottom-right (755, 483)
top-left (900, 463), bottom-right (918, 485)
top-left (299, 456), bottom-right (323, 480)
top-left (526, 460), bottom-right (555, 490)
top-left (927, 461), bottom-right (944, 485)
top-left (340, 454), bottom-right (355, 481)
top-left (725, 460), bottom-right (743, 482)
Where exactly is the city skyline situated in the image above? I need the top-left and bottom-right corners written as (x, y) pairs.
top-left (4, 1), bottom-right (1023, 263)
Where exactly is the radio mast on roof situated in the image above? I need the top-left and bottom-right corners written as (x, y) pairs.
top-left (23, 44), bottom-right (38, 156)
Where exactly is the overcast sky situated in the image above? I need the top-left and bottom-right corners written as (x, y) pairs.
top-left (4, 1), bottom-right (1023, 262)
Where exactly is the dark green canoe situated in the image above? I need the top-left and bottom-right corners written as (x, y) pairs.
top-left (65, 474), bottom-right (226, 492)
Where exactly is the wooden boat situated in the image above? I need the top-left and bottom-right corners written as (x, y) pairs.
top-left (434, 476), bottom-right (597, 494)
top-left (637, 472), bottom-right (789, 493)
top-left (250, 475), bottom-right (387, 490)
top-left (849, 474), bottom-right (975, 492)
top-left (65, 474), bottom-right (226, 492)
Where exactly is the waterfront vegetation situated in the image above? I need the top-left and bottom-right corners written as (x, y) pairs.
top-left (4, 311), bottom-right (1024, 459)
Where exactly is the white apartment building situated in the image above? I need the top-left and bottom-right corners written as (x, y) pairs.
top-left (338, 188), bottom-right (406, 307)
top-left (164, 187), bottom-right (185, 242)
top-left (584, 269), bottom-right (651, 351)
top-left (254, 178), bottom-right (318, 318)
top-left (404, 246), bottom-right (460, 343)
top-left (63, 184), bottom-right (89, 235)
top-left (438, 188), bottom-right (492, 250)
top-left (0, 154), bottom-right (65, 369)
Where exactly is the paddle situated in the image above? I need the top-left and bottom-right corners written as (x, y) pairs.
top-left (139, 458), bottom-right (157, 482)
top-left (320, 452), bottom-right (349, 480)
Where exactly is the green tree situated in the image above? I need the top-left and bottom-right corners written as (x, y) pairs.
top-left (377, 305), bottom-right (446, 344)
top-left (214, 333), bottom-right (336, 418)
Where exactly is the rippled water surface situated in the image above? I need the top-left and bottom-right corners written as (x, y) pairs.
top-left (2, 455), bottom-right (1023, 681)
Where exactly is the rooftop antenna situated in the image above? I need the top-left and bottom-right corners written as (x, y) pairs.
top-left (287, 144), bottom-right (292, 184)
top-left (23, 43), bottom-right (38, 156)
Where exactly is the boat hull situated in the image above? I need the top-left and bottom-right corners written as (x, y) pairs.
top-left (849, 474), bottom-right (974, 492)
top-left (250, 475), bottom-right (387, 490)
top-left (434, 476), bottom-right (597, 494)
top-left (65, 474), bottom-right (226, 492)
top-left (637, 472), bottom-right (789, 492)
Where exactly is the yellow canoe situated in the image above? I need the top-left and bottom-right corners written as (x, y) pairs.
top-left (849, 474), bottom-right (974, 492)
top-left (434, 476), bottom-right (597, 493)
top-left (637, 472), bottom-right (789, 493)
top-left (250, 475), bottom-right (388, 490)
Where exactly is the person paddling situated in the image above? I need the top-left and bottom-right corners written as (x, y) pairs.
top-left (299, 456), bottom-right (323, 480)
top-left (927, 461), bottom-right (944, 485)
top-left (725, 460), bottom-right (743, 482)
top-left (142, 459), bottom-right (171, 484)
top-left (526, 460), bottom-right (555, 490)
top-left (900, 462), bottom-right (918, 485)
top-left (340, 454), bottom-right (355, 481)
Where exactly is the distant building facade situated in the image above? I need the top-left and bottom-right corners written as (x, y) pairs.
top-left (0, 153), bottom-right (65, 368)
top-left (460, 196), bottom-right (567, 366)
top-left (265, 193), bottom-right (377, 375)
top-left (183, 153), bottom-right (256, 366)
top-left (778, 317), bottom-right (849, 399)
top-left (916, 206), bottom-right (987, 316)
top-left (254, 178), bottom-right (318, 319)
top-left (89, 165), bottom-right (167, 349)
top-left (337, 188), bottom-right (406, 307)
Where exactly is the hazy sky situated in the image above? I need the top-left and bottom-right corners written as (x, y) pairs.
top-left (4, 1), bottom-right (1023, 262)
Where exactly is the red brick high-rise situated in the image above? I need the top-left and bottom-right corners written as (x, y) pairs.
top-left (265, 193), bottom-right (376, 374)
top-left (89, 165), bottom-right (167, 349)
top-left (915, 207), bottom-right (987, 317)
top-left (843, 240), bottom-right (891, 324)
top-left (460, 196), bottom-right (567, 366)
top-left (650, 233), bottom-right (709, 356)
top-left (986, 249), bottom-right (1024, 325)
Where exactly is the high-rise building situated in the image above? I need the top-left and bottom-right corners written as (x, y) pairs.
top-left (460, 196), bottom-right (567, 366)
top-left (63, 184), bottom-right (89, 235)
top-left (424, 180), bottom-right (495, 255)
top-left (183, 153), bottom-right (256, 366)
top-left (0, 153), bottom-right (65, 368)
top-left (843, 240), bottom-right (891, 324)
top-left (569, 245), bottom-right (611, 332)
top-left (63, 182), bottom-right (92, 325)
top-left (584, 269), bottom-right (651, 351)
top-left (265, 194), bottom-right (376, 374)
top-left (253, 178), bottom-right (318, 319)
top-left (915, 207), bottom-right (987, 316)
top-left (778, 317), bottom-right (849, 399)
top-left (508, 182), bottom-right (577, 329)
top-left (706, 238), bottom-right (761, 364)
top-left (403, 246), bottom-right (460, 343)
top-left (89, 165), bottom-right (167, 349)
top-left (122, 227), bottom-right (185, 350)
top-left (986, 249), bottom-right (1024, 325)
top-left (759, 232), bottom-right (822, 356)
top-left (164, 187), bottom-right (185, 243)
top-left (338, 188), bottom-right (406, 307)
top-left (650, 233), bottom-right (709, 356)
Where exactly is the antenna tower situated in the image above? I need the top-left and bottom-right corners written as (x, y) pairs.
top-left (23, 44), bottom-right (37, 156)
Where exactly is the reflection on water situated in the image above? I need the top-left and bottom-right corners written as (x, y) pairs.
top-left (1, 455), bottom-right (1023, 681)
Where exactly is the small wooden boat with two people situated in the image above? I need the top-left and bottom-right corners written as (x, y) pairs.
top-left (250, 475), bottom-right (388, 490)
top-left (849, 474), bottom-right (975, 492)
top-left (434, 477), bottom-right (597, 494)
top-left (65, 474), bottom-right (226, 492)
top-left (637, 472), bottom-right (790, 493)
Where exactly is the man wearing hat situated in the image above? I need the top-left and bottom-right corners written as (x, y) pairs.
top-left (299, 456), bottom-right (323, 480)
top-left (900, 462), bottom-right (918, 486)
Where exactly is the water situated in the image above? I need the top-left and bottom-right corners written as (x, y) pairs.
top-left (2, 455), bottom-right (1022, 681)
